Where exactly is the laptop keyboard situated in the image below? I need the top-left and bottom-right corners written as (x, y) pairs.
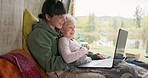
top-left (94, 59), bottom-right (113, 66)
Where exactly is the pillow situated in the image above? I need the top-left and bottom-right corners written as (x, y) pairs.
top-left (23, 9), bottom-right (39, 53)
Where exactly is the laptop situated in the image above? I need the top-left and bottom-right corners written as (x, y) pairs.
top-left (145, 37), bottom-right (148, 58)
top-left (78, 29), bottom-right (128, 68)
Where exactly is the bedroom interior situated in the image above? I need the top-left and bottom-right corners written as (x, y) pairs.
top-left (0, 0), bottom-right (148, 78)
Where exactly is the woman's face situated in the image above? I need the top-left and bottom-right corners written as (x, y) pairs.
top-left (62, 22), bottom-right (75, 39)
top-left (49, 15), bottom-right (66, 29)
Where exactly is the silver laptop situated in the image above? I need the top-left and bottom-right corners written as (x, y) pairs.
top-left (145, 37), bottom-right (148, 58)
top-left (146, 37), bottom-right (148, 54)
top-left (78, 29), bottom-right (128, 68)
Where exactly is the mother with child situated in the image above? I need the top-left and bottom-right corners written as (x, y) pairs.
top-left (27, 0), bottom-right (148, 78)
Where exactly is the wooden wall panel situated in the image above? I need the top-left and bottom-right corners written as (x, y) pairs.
top-left (0, 0), bottom-right (24, 55)
top-left (0, 0), bottom-right (45, 55)
top-left (24, 0), bottom-right (45, 17)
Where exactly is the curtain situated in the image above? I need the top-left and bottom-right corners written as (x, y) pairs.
top-left (68, 0), bottom-right (75, 16)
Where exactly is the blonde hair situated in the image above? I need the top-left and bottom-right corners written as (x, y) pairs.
top-left (63, 14), bottom-right (77, 27)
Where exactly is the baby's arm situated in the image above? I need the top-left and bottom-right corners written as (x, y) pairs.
top-left (59, 37), bottom-right (88, 63)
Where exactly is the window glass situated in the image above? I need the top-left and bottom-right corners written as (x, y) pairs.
top-left (74, 0), bottom-right (148, 62)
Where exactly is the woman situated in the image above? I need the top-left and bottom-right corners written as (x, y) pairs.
top-left (27, 0), bottom-right (68, 77)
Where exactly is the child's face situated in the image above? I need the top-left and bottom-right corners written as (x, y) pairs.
top-left (62, 22), bottom-right (75, 39)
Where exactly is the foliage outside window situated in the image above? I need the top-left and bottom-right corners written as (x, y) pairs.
top-left (74, 0), bottom-right (148, 62)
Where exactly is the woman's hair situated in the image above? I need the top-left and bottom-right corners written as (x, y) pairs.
top-left (39, 0), bottom-right (67, 19)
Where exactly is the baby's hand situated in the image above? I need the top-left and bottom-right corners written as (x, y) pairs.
top-left (84, 44), bottom-right (90, 50)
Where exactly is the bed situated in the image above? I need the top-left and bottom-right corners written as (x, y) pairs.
top-left (0, 49), bottom-right (148, 78)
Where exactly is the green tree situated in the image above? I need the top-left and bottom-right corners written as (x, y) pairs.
top-left (134, 6), bottom-right (143, 28)
top-left (89, 13), bottom-right (95, 32)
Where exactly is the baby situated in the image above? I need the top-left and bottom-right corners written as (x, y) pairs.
top-left (58, 14), bottom-right (92, 66)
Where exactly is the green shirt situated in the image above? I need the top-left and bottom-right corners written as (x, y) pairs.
top-left (27, 19), bottom-right (68, 72)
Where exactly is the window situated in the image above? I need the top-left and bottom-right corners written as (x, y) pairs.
top-left (74, 0), bottom-right (148, 62)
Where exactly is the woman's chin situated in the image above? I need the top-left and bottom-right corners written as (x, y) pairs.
top-left (57, 26), bottom-right (62, 29)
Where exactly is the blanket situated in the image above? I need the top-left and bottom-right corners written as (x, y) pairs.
top-left (65, 61), bottom-right (148, 78)
top-left (1, 52), bottom-right (43, 78)
top-left (0, 58), bottom-right (22, 78)
top-left (1, 49), bottom-right (147, 78)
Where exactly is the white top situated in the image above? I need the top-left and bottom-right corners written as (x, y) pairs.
top-left (59, 37), bottom-right (88, 63)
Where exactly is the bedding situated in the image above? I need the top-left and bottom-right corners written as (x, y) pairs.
top-left (64, 61), bottom-right (148, 78)
top-left (0, 58), bottom-right (22, 78)
top-left (0, 49), bottom-right (148, 78)
top-left (0, 49), bottom-right (48, 78)
top-left (23, 9), bottom-right (39, 53)
top-left (2, 52), bottom-right (43, 78)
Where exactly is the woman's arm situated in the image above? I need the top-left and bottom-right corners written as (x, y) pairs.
top-left (27, 29), bottom-right (67, 72)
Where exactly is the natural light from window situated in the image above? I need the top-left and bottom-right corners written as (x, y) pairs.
top-left (75, 0), bottom-right (148, 18)
top-left (74, 0), bottom-right (148, 62)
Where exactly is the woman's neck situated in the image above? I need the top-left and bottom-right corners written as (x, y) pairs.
top-left (48, 22), bottom-right (55, 31)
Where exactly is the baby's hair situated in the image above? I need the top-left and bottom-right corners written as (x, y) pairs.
top-left (63, 14), bottom-right (77, 27)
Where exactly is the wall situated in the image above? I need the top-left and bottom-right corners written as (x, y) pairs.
top-left (24, 0), bottom-right (45, 17)
top-left (0, 0), bottom-right (45, 55)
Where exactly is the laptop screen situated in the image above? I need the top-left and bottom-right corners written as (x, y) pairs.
top-left (146, 38), bottom-right (148, 54)
top-left (115, 29), bottom-right (128, 56)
